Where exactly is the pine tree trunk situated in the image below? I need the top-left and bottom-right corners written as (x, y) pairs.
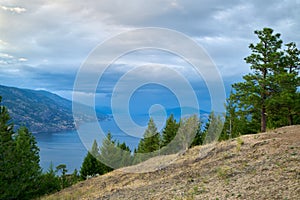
top-left (261, 67), bottom-right (267, 133)
top-left (288, 108), bottom-right (293, 125)
top-left (261, 105), bottom-right (266, 132)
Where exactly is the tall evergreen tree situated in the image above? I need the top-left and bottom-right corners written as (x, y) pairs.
top-left (99, 133), bottom-right (133, 169)
top-left (0, 96), bottom-right (16, 199)
top-left (267, 42), bottom-right (300, 127)
top-left (115, 141), bottom-right (133, 167)
top-left (190, 121), bottom-right (203, 146)
top-left (38, 163), bottom-right (61, 195)
top-left (133, 118), bottom-right (161, 164)
top-left (0, 97), bottom-right (42, 199)
top-left (55, 164), bottom-right (68, 189)
top-left (161, 114), bottom-right (179, 147)
top-left (80, 140), bottom-right (105, 180)
top-left (232, 28), bottom-right (299, 132)
top-left (14, 127), bottom-right (42, 199)
top-left (176, 115), bottom-right (199, 150)
top-left (136, 118), bottom-right (160, 153)
top-left (233, 28), bottom-right (283, 132)
top-left (202, 112), bottom-right (223, 144)
top-left (219, 91), bottom-right (253, 140)
top-left (99, 132), bottom-right (117, 171)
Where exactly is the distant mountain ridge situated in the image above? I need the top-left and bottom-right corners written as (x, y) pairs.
top-left (139, 106), bottom-right (211, 123)
top-left (0, 85), bottom-right (107, 133)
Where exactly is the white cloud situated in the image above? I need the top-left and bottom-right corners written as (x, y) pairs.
top-left (18, 57), bottom-right (27, 62)
top-left (0, 53), bottom-right (14, 59)
top-left (0, 5), bottom-right (26, 13)
top-left (0, 39), bottom-right (8, 46)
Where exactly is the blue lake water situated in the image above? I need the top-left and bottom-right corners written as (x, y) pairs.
top-left (34, 116), bottom-right (151, 173)
top-left (34, 111), bottom-right (196, 173)
top-left (34, 130), bottom-right (87, 173)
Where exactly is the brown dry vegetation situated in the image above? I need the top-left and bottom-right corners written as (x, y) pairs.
top-left (42, 125), bottom-right (300, 200)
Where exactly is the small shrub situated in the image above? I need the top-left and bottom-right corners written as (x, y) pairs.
top-left (236, 137), bottom-right (244, 152)
top-left (216, 166), bottom-right (231, 183)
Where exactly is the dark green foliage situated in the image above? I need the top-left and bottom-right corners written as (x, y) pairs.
top-left (0, 97), bottom-right (17, 199)
top-left (38, 163), bottom-right (61, 195)
top-left (80, 140), bottom-right (108, 180)
top-left (56, 164), bottom-right (68, 189)
top-left (190, 122), bottom-right (203, 146)
top-left (115, 141), bottom-right (133, 167)
top-left (231, 27), bottom-right (300, 134)
top-left (267, 42), bottom-right (300, 127)
top-left (202, 112), bottom-right (223, 144)
top-left (81, 133), bottom-right (133, 177)
top-left (176, 115), bottom-right (200, 150)
top-left (160, 115), bottom-right (200, 154)
top-left (233, 28), bottom-right (283, 132)
top-left (133, 118), bottom-right (161, 164)
top-left (0, 96), bottom-right (81, 199)
top-left (39, 164), bottom-right (79, 195)
top-left (55, 165), bottom-right (80, 189)
top-left (219, 91), bottom-right (257, 141)
top-left (0, 97), bottom-right (42, 199)
top-left (161, 114), bottom-right (179, 147)
top-left (99, 132), bottom-right (119, 171)
top-left (136, 118), bottom-right (160, 153)
top-left (99, 132), bottom-right (132, 170)
top-left (117, 141), bottom-right (131, 152)
top-left (80, 151), bottom-right (99, 179)
top-left (70, 168), bottom-right (80, 185)
top-left (14, 127), bottom-right (42, 198)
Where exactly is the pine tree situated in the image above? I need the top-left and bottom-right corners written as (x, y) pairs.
top-left (99, 132), bottom-right (117, 171)
top-left (190, 121), bottom-right (203, 146)
top-left (99, 132), bottom-right (132, 169)
top-left (39, 163), bottom-right (61, 195)
top-left (0, 96), bottom-right (17, 199)
top-left (14, 127), bottom-right (42, 198)
top-left (176, 115), bottom-right (199, 150)
top-left (232, 28), bottom-right (299, 132)
top-left (136, 118), bottom-right (160, 153)
top-left (55, 164), bottom-right (68, 189)
top-left (219, 91), bottom-right (252, 140)
top-left (161, 114), bottom-right (179, 147)
top-left (116, 141), bottom-right (133, 167)
top-left (267, 42), bottom-right (300, 127)
top-left (233, 28), bottom-right (283, 132)
top-left (202, 112), bottom-right (223, 144)
top-left (70, 168), bottom-right (80, 185)
top-left (80, 140), bottom-right (105, 180)
top-left (1, 97), bottom-right (42, 199)
top-left (133, 118), bottom-right (161, 164)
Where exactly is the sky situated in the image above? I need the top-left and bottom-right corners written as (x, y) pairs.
top-left (1, 0), bottom-right (300, 114)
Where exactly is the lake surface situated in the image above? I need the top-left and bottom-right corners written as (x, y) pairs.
top-left (34, 130), bottom-right (87, 173)
top-left (34, 111), bottom-right (188, 173)
top-left (34, 116), bottom-right (151, 173)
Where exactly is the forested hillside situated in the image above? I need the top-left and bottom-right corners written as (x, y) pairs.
top-left (0, 85), bottom-right (107, 133)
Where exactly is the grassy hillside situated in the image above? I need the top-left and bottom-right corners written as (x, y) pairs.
top-left (43, 125), bottom-right (300, 199)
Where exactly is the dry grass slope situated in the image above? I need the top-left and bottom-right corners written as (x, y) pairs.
top-left (42, 125), bottom-right (300, 200)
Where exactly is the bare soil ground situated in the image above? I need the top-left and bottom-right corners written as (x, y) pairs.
top-left (43, 125), bottom-right (300, 200)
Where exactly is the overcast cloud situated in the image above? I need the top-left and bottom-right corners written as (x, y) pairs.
top-left (0, 0), bottom-right (299, 111)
